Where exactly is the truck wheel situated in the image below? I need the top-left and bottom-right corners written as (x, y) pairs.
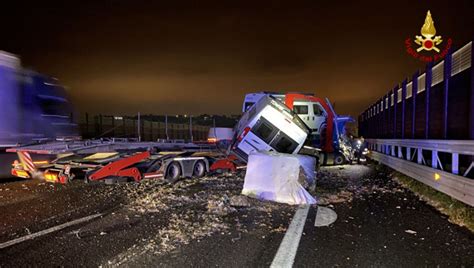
top-left (193, 160), bottom-right (206, 178)
top-left (166, 162), bottom-right (182, 183)
top-left (334, 155), bottom-right (345, 165)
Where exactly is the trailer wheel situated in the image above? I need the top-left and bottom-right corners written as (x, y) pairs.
top-left (334, 154), bottom-right (345, 165)
top-left (165, 162), bottom-right (182, 183)
top-left (193, 160), bottom-right (206, 178)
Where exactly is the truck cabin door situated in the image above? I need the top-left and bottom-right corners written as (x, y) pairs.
top-left (292, 102), bottom-right (311, 127)
top-left (313, 103), bottom-right (327, 135)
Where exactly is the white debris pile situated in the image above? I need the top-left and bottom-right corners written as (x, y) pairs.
top-left (242, 151), bottom-right (316, 205)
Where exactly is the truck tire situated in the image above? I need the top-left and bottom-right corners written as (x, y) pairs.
top-left (334, 154), bottom-right (345, 165)
top-left (165, 162), bottom-right (182, 183)
top-left (193, 160), bottom-right (206, 178)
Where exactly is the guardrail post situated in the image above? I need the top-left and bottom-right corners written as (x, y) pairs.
top-left (406, 147), bottom-right (411, 160)
top-left (382, 95), bottom-right (386, 138)
top-left (387, 91), bottom-right (392, 138)
top-left (417, 148), bottom-right (423, 164)
top-left (369, 105), bottom-right (373, 137)
top-left (393, 87), bottom-right (398, 138)
top-left (443, 50), bottom-right (452, 139)
top-left (412, 71), bottom-right (418, 139)
top-left (391, 145), bottom-right (395, 156)
top-left (452, 153), bottom-right (459, 175)
top-left (401, 80), bottom-right (407, 139)
top-left (398, 146), bottom-right (402, 158)
top-left (431, 150), bottom-right (438, 169)
top-left (425, 63), bottom-right (433, 139)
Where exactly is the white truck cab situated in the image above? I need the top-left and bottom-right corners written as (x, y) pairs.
top-left (292, 100), bottom-right (327, 134)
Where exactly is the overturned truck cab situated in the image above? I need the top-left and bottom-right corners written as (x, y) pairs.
top-left (230, 95), bottom-right (313, 162)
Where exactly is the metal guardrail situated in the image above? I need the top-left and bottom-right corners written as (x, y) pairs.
top-left (367, 139), bottom-right (474, 206)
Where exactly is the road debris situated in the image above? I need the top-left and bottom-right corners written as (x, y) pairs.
top-left (315, 206), bottom-right (338, 227)
top-left (105, 172), bottom-right (295, 265)
top-left (207, 198), bottom-right (237, 216)
top-left (230, 195), bottom-right (251, 207)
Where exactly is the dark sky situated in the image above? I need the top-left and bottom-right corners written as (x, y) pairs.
top-left (1, 1), bottom-right (473, 117)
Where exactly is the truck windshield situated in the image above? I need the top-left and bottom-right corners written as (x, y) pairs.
top-left (313, 104), bottom-right (325, 116)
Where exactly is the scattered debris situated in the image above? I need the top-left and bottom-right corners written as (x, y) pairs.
top-left (230, 195), bottom-right (251, 208)
top-left (405, 229), bottom-right (417, 235)
top-left (207, 199), bottom-right (236, 216)
top-left (106, 173), bottom-right (294, 265)
top-left (231, 233), bottom-right (241, 242)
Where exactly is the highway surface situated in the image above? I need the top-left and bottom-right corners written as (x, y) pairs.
top-left (0, 164), bottom-right (473, 267)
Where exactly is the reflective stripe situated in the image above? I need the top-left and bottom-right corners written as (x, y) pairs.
top-left (18, 152), bottom-right (35, 171)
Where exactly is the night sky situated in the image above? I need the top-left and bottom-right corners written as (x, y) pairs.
top-left (1, 1), bottom-right (473, 117)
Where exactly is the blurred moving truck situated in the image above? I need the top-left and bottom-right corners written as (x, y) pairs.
top-left (230, 95), bottom-right (310, 162)
top-left (0, 51), bottom-right (77, 148)
top-left (0, 51), bottom-right (78, 177)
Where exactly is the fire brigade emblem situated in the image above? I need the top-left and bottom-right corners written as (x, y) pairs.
top-left (414, 10), bottom-right (442, 52)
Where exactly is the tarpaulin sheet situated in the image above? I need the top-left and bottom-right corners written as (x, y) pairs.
top-left (241, 151), bottom-right (316, 205)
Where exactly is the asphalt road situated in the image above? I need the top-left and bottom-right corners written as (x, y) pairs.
top-left (0, 164), bottom-right (473, 267)
top-left (0, 152), bottom-right (17, 179)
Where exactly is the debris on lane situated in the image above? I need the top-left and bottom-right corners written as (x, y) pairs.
top-left (107, 173), bottom-right (296, 266)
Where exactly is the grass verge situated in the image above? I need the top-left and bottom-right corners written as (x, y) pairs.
top-left (386, 167), bottom-right (474, 233)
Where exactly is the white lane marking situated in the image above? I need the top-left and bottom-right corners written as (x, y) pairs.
top-left (0, 213), bottom-right (102, 249)
top-left (270, 205), bottom-right (310, 268)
